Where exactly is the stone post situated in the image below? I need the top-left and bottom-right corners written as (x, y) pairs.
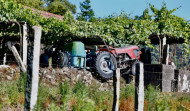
top-left (135, 63), bottom-right (144, 111)
top-left (7, 41), bottom-right (26, 72)
top-left (112, 68), bottom-right (120, 111)
top-left (23, 22), bottom-right (28, 66)
top-left (3, 53), bottom-right (6, 65)
top-left (24, 26), bottom-right (41, 111)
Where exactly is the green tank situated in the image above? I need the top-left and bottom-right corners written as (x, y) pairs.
top-left (64, 41), bottom-right (86, 57)
top-left (64, 41), bottom-right (86, 68)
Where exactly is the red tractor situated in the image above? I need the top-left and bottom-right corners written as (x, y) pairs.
top-left (87, 45), bottom-right (141, 80)
top-left (51, 41), bottom-right (141, 80)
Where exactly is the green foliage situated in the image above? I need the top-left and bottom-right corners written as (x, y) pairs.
top-left (170, 44), bottom-right (190, 69)
top-left (120, 82), bottom-right (135, 98)
top-left (72, 80), bottom-right (89, 98)
top-left (0, 81), bottom-right (24, 109)
top-left (71, 98), bottom-right (96, 111)
top-left (49, 103), bottom-right (61, 111)
top-left (58, 81), bottom-right (71, 110)
top-left (71, 81), bottom-right (96, 111)
top-left (1, 79), bottom-right (190, 110)
top-left (17, 72), bottom-right (27, 92)
top-left (7, 83), bottom-right (19, 105)
top-left (11, 0), bottom-right (76, 16)
top-left (45, 0), bottom-right (76, 15)
top-left (77, 0), bottom-right (95, 21)
top-left (136, 8), bottom-right (151, 20)
top-left (145, 85), bottom-right (160, 111)
top-left (12, 0), bottom-right (45, 10)
top-left (59, 81), bottom-right (70, 99)
top-left (0, 0), bottom-right (189, 53)
top-left (88, 85), bottom-right (113, 110)
top-left (34, 83), bottom-right (59, 110)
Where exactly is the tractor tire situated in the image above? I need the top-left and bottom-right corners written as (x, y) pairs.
top-left (57, 51), bottom-right (70, 68)
top-left (94, 51), bottom-right (117, 80)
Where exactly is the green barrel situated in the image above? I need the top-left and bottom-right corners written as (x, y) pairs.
top-left (64, 41), bottom-right (86, 68)
top-left (64, 41), bottom-right (86, 57)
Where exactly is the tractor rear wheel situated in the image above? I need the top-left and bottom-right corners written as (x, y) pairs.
top-left (94, 51), bottom-right (117, 80)
top-left (57, 51), bottom-right (70, 68)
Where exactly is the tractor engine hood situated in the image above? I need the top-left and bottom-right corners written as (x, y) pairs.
top-left (97, 45), bottom-right (140, 60)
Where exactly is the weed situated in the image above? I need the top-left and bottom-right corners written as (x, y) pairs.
top-left (145, 84), bottom-right (160, 111)
top-left (35, 83), bottom-right (59, 110)
top-left (17, 72), bottom-right (27, 93)
top-left (49, 102), bottom-right (61, 111)
top-left (72, 80), bottom-right (89, 98)
top-left (59, 81), bottom-right (70, 99)
top-left (119, 96), bottom-right (134, 111)
top-left (1, 78), bottom-right (190, 111)
top-left (59, 81), bottom-right (71, 110)
top-left (88, 85), bottom-right (113, 111)
top-left (120, 82), bottom-right (135, 99)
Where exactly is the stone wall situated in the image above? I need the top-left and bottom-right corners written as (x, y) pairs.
top-left (162, 65), bottom-right (175, 92)
top-left (0, 65), bottom-right (115, 91)
top-left (144, 64), bottom-right (175, 92)
top-left (2, 64), bottom-right (189, 93)
top-left (177, 70), bottom-right (190, 93)
top-left (0, 65), bottom-right (20, 80)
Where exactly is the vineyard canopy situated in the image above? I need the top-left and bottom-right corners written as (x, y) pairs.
top-left (0, 0), bottom-right (189, 52)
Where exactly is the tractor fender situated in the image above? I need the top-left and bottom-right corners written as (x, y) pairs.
top-left (96, 49), bottom-right (117, 57)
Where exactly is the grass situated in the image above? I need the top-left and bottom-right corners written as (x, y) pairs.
top-left (0, 75), bottom-right (190, 111)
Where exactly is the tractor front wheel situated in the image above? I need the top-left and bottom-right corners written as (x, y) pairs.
top-left (94, 51), bottom-right (117, 80)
